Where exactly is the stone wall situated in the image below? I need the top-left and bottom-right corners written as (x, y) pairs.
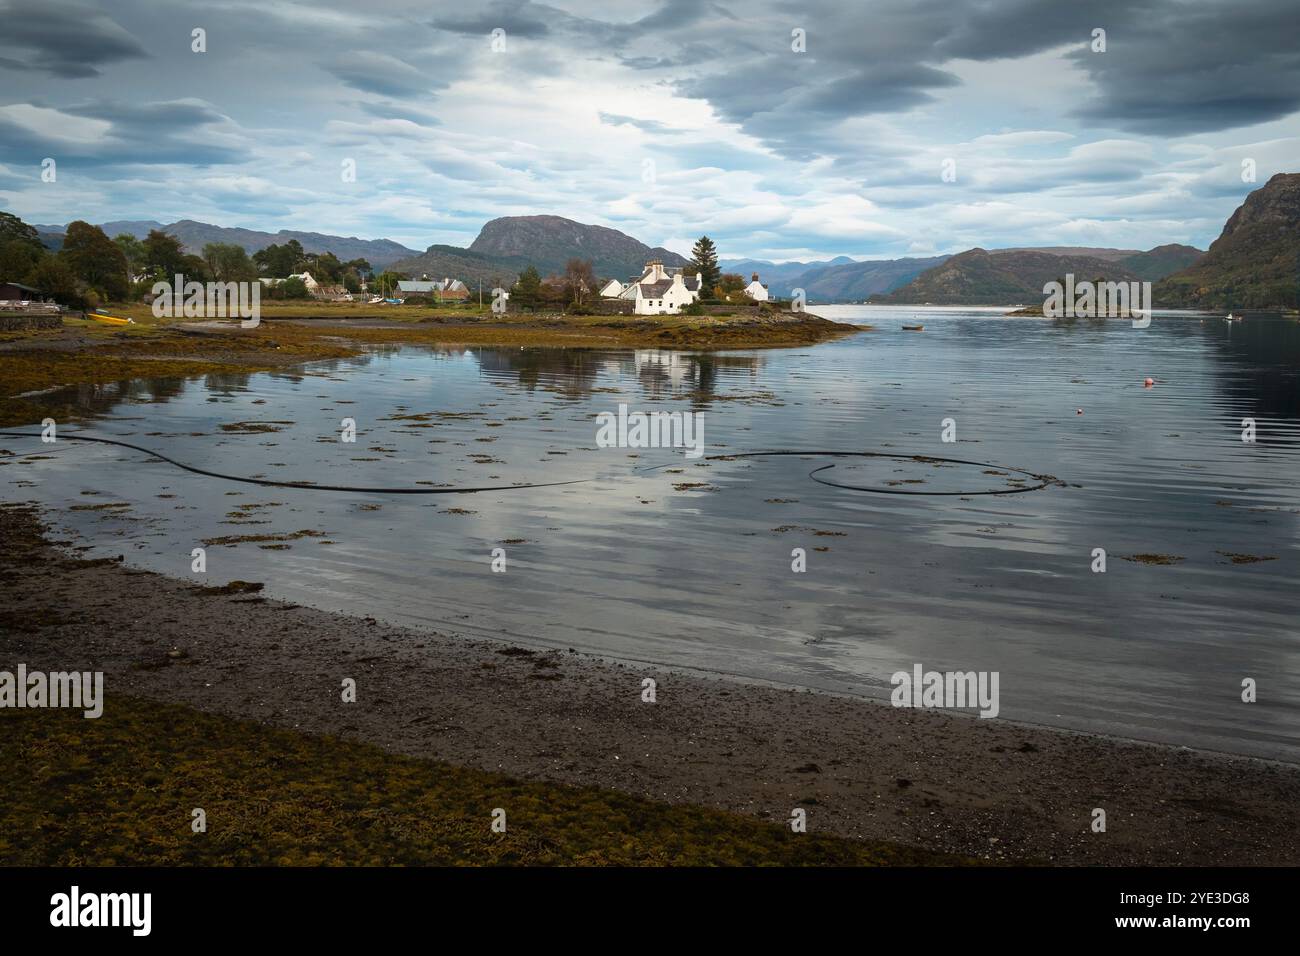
top-left (0, 313), bottom-right (63, 332)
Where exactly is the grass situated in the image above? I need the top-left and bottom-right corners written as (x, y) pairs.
top-left (0, 695), bottom-right (968, 866)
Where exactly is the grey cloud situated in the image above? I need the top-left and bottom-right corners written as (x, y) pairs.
top-left (325, 52), bottom-right (437, 98)
top-left (0, 0), bottom-right (148, 78)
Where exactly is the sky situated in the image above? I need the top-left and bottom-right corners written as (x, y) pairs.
top-left (1, 0), bottom-right (1298, 263)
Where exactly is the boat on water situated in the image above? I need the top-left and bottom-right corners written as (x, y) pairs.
top-left (902, 324), bottom-right (924, 331)
top-left (1226, 312), bottom-right (1243, 323)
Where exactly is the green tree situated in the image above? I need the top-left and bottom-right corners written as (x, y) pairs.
top-left (202, 242), bottom-right (257, 282)
top-left (60, 221), bottom-right (129, 301)
top-left (280, 276), bottom-right (310, 299)
top-left (27, 255), bottom-right (81, 306)
top-left (143, 230), bottom-right (189, 278)
top-left (0, 211), bottom-right (44, 252)
top-left (253, 240), bottom-right (305, 278)
top-left (113, 233), bottom-right (147, 277)
top-left (719, 273), bottom-right (745, 295)
top-left (510, 265), bottom-right (543, 309)
top-left (0, 239), bottom-right (43, 281)
top-left (689, 236), bottom-right (721, 291)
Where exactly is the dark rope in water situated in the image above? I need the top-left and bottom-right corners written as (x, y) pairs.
top-left (0, 430), bottom-right (592, 495)
top-left (0, 431), bottom-right (1058, 497)
top-left (695, 451), bottom-right (1058, 496)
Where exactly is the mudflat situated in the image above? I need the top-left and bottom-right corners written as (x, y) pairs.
top-left (2, 502), bottom-right (1295, 866)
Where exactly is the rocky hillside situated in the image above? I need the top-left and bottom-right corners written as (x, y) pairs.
top-left (871, 248), bottom-right (1149, 305)
top-left (468, 215), bottom-right (688, 280)
top-left (1155, 173), bottom-right (1300, 310)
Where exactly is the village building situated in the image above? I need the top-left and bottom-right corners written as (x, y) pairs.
top-left (618, 260), bottom-right (703, 315)
top-left (289, 271), bottom-right (320, 293)
top-left (744, 272), bottom-right (769, 301)
top-left (397, 278), bottom-right (470, 301)
top-left (0, 281), bottom-right (49, 304)
top-left (599, 279), bottom-right (626, 298)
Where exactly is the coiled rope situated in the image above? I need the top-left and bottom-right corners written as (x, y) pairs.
top-left (0, 431), bottom-right (1058, 496)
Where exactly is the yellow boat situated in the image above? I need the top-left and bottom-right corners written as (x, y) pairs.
top-left (88, 310), bottom-right (134, 326)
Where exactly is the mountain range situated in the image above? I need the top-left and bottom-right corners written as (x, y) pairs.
top-left (35, 219), bottom-right (421, 268)
top-left (24, 174), bottom-right (1299, 308)
top-left (871, 245), bottom-right (1204, 305)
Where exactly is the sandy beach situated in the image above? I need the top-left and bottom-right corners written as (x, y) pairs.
top-left (3, 500), bottom-right (1296, 866)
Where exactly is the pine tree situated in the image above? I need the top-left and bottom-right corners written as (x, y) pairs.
top-left (689, 236), bottom-right (721, 292)
top-left (511, 265), bottom-right (543, 309)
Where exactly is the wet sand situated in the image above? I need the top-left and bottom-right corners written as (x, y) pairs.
top-left (3, 501), bottom-right (1296, 865)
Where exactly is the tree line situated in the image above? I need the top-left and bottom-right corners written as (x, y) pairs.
top-left (0, 211), bottom-right (372, 309)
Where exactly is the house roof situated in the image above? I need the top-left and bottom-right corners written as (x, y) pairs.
top-left (401, 279), bottom-right (468, 293)
top-left (639, 279), bottom-right (673, 296)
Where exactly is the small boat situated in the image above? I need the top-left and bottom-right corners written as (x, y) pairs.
top-left (902, 324), bottom-right (924, 331)
top-left (1226, 312), bottom-right (1242, 323)
top-left (88, 310), bottom-right (133, 325)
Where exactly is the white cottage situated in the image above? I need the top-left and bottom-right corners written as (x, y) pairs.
top-left (599, 279), bottom-right (626, 298)
top-left (743, 272), bottom-right (769, 301)
top-left (618, 260), bottom-right (703, 315)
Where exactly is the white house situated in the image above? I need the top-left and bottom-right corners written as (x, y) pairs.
top-left (618, 260), bottom-right (703, 315)
top-left (290, 271), bottom-right (320, 293)
top-left (599, 279), bottom-right (626, 298)
top-left (397, 278), bottom-right (470, 301)
top-left (743, 272), bottom-right (769, 301)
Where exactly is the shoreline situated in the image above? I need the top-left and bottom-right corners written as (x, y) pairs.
top-left (0, 311), bottom-right (861, 427)
top-left (3, 501), bottom-right (1296, 866)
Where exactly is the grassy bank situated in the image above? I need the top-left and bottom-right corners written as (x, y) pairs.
top-left (0, 696), bottom-right (965, 866)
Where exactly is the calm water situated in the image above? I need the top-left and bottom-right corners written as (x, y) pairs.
top-left (6, 305), bottom-right (1300, 760)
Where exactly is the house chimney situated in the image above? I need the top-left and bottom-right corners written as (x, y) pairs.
top-left (751, 272), bottom-right (759, 283)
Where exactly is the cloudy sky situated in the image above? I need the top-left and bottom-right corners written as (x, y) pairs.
top-left (1, 0), bottom-right (1297, 262)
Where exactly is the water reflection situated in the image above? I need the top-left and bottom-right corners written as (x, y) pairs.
top-left (8, 306), bottom-right (1300, 761)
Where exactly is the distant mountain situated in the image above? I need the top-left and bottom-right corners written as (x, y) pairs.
top-left (719, 256), bottom-right (852, 295)
top-left (872, 244), bottom-right (1203, 306)
top-left (871, 248), bottom-right (1147, 305)
top-left (34, 219), bottom-right (420, 268)
top-left (1155, 173), bottom-right (1300, 310)
top-left (1118, 244), bottom-right (1204, 282)
top-left (717, 255), bottom-right (947, 300)
top-left (467, 215), bottom-right (688, 279)
top-left (995, 246), bottom-right (1142, 262)
top-left (795, 256), bottom-right (951, 301)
